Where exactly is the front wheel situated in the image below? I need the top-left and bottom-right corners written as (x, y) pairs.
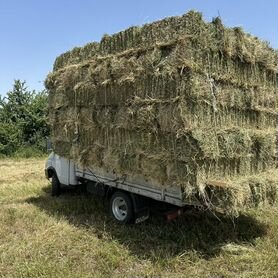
top-left (109, 191), bottom-right (134, 224)
top-left (51, 173), bottom-right (61, 196)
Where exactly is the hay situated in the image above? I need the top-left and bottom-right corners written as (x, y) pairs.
top-left (46, 11), bottom-right (278, 215)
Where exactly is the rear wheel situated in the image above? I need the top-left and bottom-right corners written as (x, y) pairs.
top-left (51, 173), bottom-right (61, 196)
top-left (109, 191), bottom-right (134, 224)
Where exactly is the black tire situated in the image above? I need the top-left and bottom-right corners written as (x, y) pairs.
top-left (109, 191), bottom-right (134, 224)
top-left (51, 173), bottom-right (61, 196)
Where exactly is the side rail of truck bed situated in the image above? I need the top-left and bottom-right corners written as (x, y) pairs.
top-left (75, 167), bottom-right (194, 207)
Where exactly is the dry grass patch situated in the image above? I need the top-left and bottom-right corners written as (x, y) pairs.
top-left (0, 158), bottom-right (278, 277)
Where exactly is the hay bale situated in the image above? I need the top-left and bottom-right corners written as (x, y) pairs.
top-left (46, 11), bottom-right (278, 215)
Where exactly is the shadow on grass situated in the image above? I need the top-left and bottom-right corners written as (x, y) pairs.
top-left (26, 185), bottom-right (268, 260)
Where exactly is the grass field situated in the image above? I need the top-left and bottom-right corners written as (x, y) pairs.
top-left (0, 158), bottom-right (278, 278)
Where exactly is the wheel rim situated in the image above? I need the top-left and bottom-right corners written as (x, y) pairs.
top-left (112, 196), bottom-right (128, 221)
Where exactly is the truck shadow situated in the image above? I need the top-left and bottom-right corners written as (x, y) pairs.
top-left (26, 185), bottom-right (268, 260)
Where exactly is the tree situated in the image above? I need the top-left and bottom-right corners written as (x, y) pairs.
top-left (0, 80), bottom-right (49, 155)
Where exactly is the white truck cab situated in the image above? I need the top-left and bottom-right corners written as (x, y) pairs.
top-left (45, 152), bottom-right (78, 186)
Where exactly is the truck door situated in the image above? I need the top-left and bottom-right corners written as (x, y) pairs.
top-left (55, 155), bottom-right (70, 185)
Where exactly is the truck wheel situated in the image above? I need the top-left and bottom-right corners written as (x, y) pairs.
top-left (109, 191), bottom-right (134, 224)
top-left (51, 173), bottom-right (61, 196)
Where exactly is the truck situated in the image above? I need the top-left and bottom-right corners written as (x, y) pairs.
top-left (45, 152), bottom-right (194, 224)
top-left (44, 12), bottom-right (278, 224)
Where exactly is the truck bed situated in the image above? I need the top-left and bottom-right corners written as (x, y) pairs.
top-left (75, 166), bottom-right (199, 207)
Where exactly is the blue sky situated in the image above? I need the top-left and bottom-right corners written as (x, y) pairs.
top-left (0, 0), bottom-right (277, 95)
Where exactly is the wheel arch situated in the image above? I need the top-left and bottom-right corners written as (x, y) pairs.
top-left (47, 166), bottom-right (57, 179)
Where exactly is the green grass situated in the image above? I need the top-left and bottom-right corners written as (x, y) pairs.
top-left (13, 146), bottom-right (46, 158)
top-left (0, 159), bottom-right (278, 278)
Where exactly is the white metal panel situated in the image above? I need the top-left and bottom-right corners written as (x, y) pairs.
top-left (74, 167), bottom-right (193, 207)
top-left (69, 160), bottom-right (78, 185)
top-left (46, 153), bottom-right (78, 186)
top-left (54, 154), bottom-right (70, 185)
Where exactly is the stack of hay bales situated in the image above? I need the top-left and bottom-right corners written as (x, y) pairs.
top-left (45, 11), bottom-right (278, 215)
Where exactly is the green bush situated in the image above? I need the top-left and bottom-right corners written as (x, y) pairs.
top-left (0, 80), bottom-right (49, 157)
top-left (0, 122), bottom-right (21, 155)
top-left (13, 146), bottom-right (46, 158)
